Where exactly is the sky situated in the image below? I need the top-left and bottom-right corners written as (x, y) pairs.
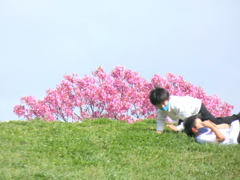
top-left (0, 0), bottom-right (240, 121)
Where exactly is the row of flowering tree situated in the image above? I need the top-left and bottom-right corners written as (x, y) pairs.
top-left (13, 66), bottom-right (234, 123)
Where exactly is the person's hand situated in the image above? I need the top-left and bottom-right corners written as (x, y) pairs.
top-left (167, 125), bottom-right (178, 132)
top-left (156, 131), bottom-right (162, 134)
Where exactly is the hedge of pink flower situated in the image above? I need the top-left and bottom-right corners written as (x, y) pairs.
top-left (13, 66), bottom-right (234, 123)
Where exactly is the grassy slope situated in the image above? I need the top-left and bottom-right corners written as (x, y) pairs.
top-left (0, 119), bottom-right (240, 180)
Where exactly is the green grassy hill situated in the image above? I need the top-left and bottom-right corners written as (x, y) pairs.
top-left (0, 119), bottom-right (239, 180)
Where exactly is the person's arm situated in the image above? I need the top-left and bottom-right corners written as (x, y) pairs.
top-left (216, 124), bottom-right (229, 129)
top-left (167, 124), bottom-right (178, 132)
top-left (206, 120), bottom-right (229, 129)
top-left (202, 120), bottom-right (226, 142)
top-left (156, 110), bottom-right (167, 133)
top-left (167, 121), bottom-right (185, 132)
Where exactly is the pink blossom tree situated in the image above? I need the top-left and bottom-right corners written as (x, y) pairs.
top-left (13, 66), bottom-right (234, 122)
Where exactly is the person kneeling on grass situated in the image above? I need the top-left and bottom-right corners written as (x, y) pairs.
top-left (183, 114), bottom-right (240, 145)
top-left (149, 87), bottom-right (240, 133)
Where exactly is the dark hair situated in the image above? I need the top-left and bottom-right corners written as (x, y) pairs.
top-left (149, 87), bottom-right (170, 105)
top-left (183, 114), bottom-right (201, 137)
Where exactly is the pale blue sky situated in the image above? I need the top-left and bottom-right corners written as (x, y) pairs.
top-left (1, 0), bottom-right (240, 121)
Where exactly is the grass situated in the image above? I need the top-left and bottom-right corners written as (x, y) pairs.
top-left (0, 119), bottom-right (240, 180)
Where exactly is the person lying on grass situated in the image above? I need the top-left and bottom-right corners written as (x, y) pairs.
top-left (149, 87), bottom-right (240, 133)
top-left (183, 114), bottom-right (240, 145)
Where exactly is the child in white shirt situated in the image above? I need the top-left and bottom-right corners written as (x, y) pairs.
top-left (184, 115), bottom-right (240, 145)
top-left (149, 87), bottom-right (239, 133)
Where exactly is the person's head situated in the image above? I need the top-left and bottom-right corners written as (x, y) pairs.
top-left (149, 87), bottom-right (170, 108)
top-left (183, 114), bottom-right (204, 137)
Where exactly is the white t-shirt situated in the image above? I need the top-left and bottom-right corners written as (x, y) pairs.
top-left (196, 120), bottom-right (240, 145)
top-left (156, 96), bottom-right (202, 131)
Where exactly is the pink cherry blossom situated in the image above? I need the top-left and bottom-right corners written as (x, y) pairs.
top-left (13, 66), bottom-right (234, 122)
